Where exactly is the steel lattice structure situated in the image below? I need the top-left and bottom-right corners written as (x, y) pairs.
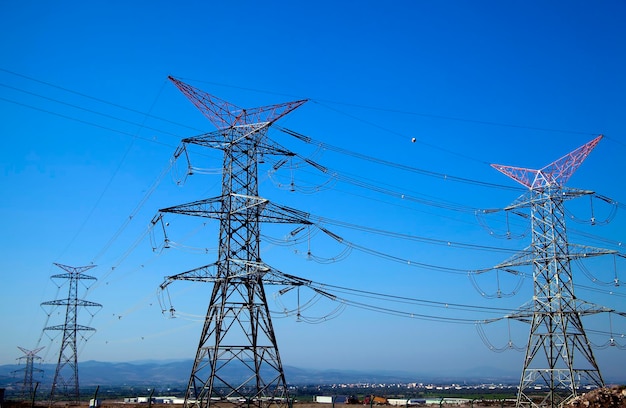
top-left (491, 135), bottom-right (612, 408)
top-left (41, 263), bottom-right (101, 402)
top-left (13, 346), bottom-right (44, 400)
top-left (160, 77), bottom-right (308, 408)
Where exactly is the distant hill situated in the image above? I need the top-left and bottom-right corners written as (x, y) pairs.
top-left (0, 359), bottom-right (521, 388)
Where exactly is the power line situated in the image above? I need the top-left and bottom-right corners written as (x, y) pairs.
top-left (313, 214), bottom-right (520, 254)
top-left (308, 280), bottom-right (517, 314)
top-left (177, 76), bottom-right (603, 138)
top-left (0, 95), bottom-right (177, 148)
top-left (0, 68), bottom-right (203, 133)
top-left (278, 126), bottom-right (525, 192)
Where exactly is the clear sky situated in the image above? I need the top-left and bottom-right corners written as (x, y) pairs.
top-left (1, 1), bottom-right (626, 382)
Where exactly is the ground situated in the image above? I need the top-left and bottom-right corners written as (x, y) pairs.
top-left (4, 389), bottom-right (626, 408)
top-left (564, 386), bottom-right (626, 408)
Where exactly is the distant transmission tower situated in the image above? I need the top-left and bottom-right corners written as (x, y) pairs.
top-left (13, 346), bottom-right (44, 400)
top-left (490, 135), bottom-right (614, 408)
top-left (159, 77), bottom-right (309, 408)
top-left (41, 263), bottom-right (101, 402)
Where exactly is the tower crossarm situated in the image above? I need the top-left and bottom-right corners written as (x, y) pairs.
top-left (537, 134), bottom-right (603, 187)
top-left (159, 195), bottom-right (311, 224)
top-left (160, 196), bottom-right (222, 217)
top-left (491, 243), bottom-right (617, 271)
top-left (161, 262), bottom-right (314, 290)
top-left (160, 263), bottom-right (220, 289)
top-left (43, 324), bottom-right (96, 332)
top-left (159, 261), bottom-right (277, 287)
top-left (490, 165), bottom-right (540, 189)
top-left (574, 299), bottom-right (616, 315)
top-left (168, 76), bottom-right (307, 130)
top-left (491, 246), bottom-right (534, 269)
top-left (480, 301), bottom-right (535, 324)
top-left (568, 243), bottom-right (619, 258)
top-left (41, 299), bottom-right (102, 308)
top-left (52, 263), bottom-right (96, 274)
top-left (502, 192), bottom-right (533, 211)
top-left (17, 346), bottom-right (44, 358)
top-left (499, 188), bottom-right (594, 211)
top-left (262, 202), bottom-right (312, 224)
top-left (502, 310), bottom-right (534, 323)
top-left (492, 135), bottom-right (603, 189)
top-left (50, 272), bottom-right (97, 281)
top-left (258, 268), bottom-right (314, 287)
top-left (182, 128), bottom-right (297, 157)
top-left (485, 300), bottom-right (614, 325)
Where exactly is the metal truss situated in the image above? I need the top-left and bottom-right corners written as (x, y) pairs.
top-left (491, 136), bottom-right (607, 408)
top-left (41, 263), bottom-right (101, 402)
top-left (13, 346), bottom-right (44, 400)
top-left (161, 77), bottom-right (308, 408)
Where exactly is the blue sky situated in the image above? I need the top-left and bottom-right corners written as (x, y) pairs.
top-left (1, 1), bottom-right (626, 381)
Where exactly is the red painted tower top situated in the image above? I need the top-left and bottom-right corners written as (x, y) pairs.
top-left (491, 135), bottom-right (603, 189)
top-left (168, 76), bottom-right (307, 130)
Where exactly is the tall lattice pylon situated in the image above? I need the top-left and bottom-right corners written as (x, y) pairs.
top-left (41, 263), bottom-right (101, 402)
top-left (160, 77), bottom-right (308, 408)
top-left (13, 346), bottom-right (44, 400)
top-left (491, 135), bottom-right (610, 408)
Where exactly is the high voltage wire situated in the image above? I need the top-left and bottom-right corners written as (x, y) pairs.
top-left (1, 76), bottom-right (498, 282)
top-left (0, 71), bottom-right (189, 270)
top-left (310, 99), bottom-right (599, 139)
top-left (324, 296), bottom-right (479, 324)
top-left (4, 70), bottom-right (622, 216)
top-left (62, 81), bottom-right (174, 264)
top-left (0, 70), bottom-right (524, 275)
top-left (3, 81), bottom-right (622, 279)
top-left (4, 72), bottom-right (624, 396)
top-left (312, 214), bottom-right (520, 254)
top-left (0, 95), bottom-right (178, 150)
top-left (164, 275), bottom-right (509, 324)
top-left (4, 69), bottom-right (625, 334)
top-left (0, 75), bottom-right (515, 198)
top-left (177, 76), bottom-right (603, 138)
top-left (307, 280), bottom-right (516, 314)
top-left (0, 71), bottom-right (197, 359)
top-left (278, 126), bottom-right (525, 192)
top-left (264, 149), bottom-right (505, 216)
top-left (5, 68), bottom-right (618, 203)
top-left (0, 68), bottom-right (204, 133)
top-left (0, 84), bottom-right (188, 142)
top-left (1, 73), bottom-right (516, 220)
top-left (311, 100), bottom-right (492, 166)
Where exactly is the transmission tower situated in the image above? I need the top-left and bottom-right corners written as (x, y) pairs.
top-left (490, 135), bottom-right (614, 408)
top-left (41, 263), bottom-right (101, 402)
top-left (13, 346), bottom-right (44, 400)
top-left (159, 76), bottom-right (309, 408)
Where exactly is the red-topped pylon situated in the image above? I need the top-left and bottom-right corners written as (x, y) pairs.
top-left (160, 78), bottom-right (308, 408)
top-left (489, 135), bottom-right (607, 408)
top-left (168, 76), bottom-right (307, 130)
top-left (491, 135), bottom-right (602, 189)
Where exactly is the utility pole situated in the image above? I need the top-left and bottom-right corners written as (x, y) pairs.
top-left (13, 347), bottom-right (44, 400)
top-left (159, 77), bottom-right (309, 408)
top-left (490, 135), bottom-right (612, 408)
top-left (41, 263), bottom-right (101, 403)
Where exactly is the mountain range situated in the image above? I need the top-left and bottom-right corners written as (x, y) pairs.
top-left (0, 360), bottom-right (519, 388)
